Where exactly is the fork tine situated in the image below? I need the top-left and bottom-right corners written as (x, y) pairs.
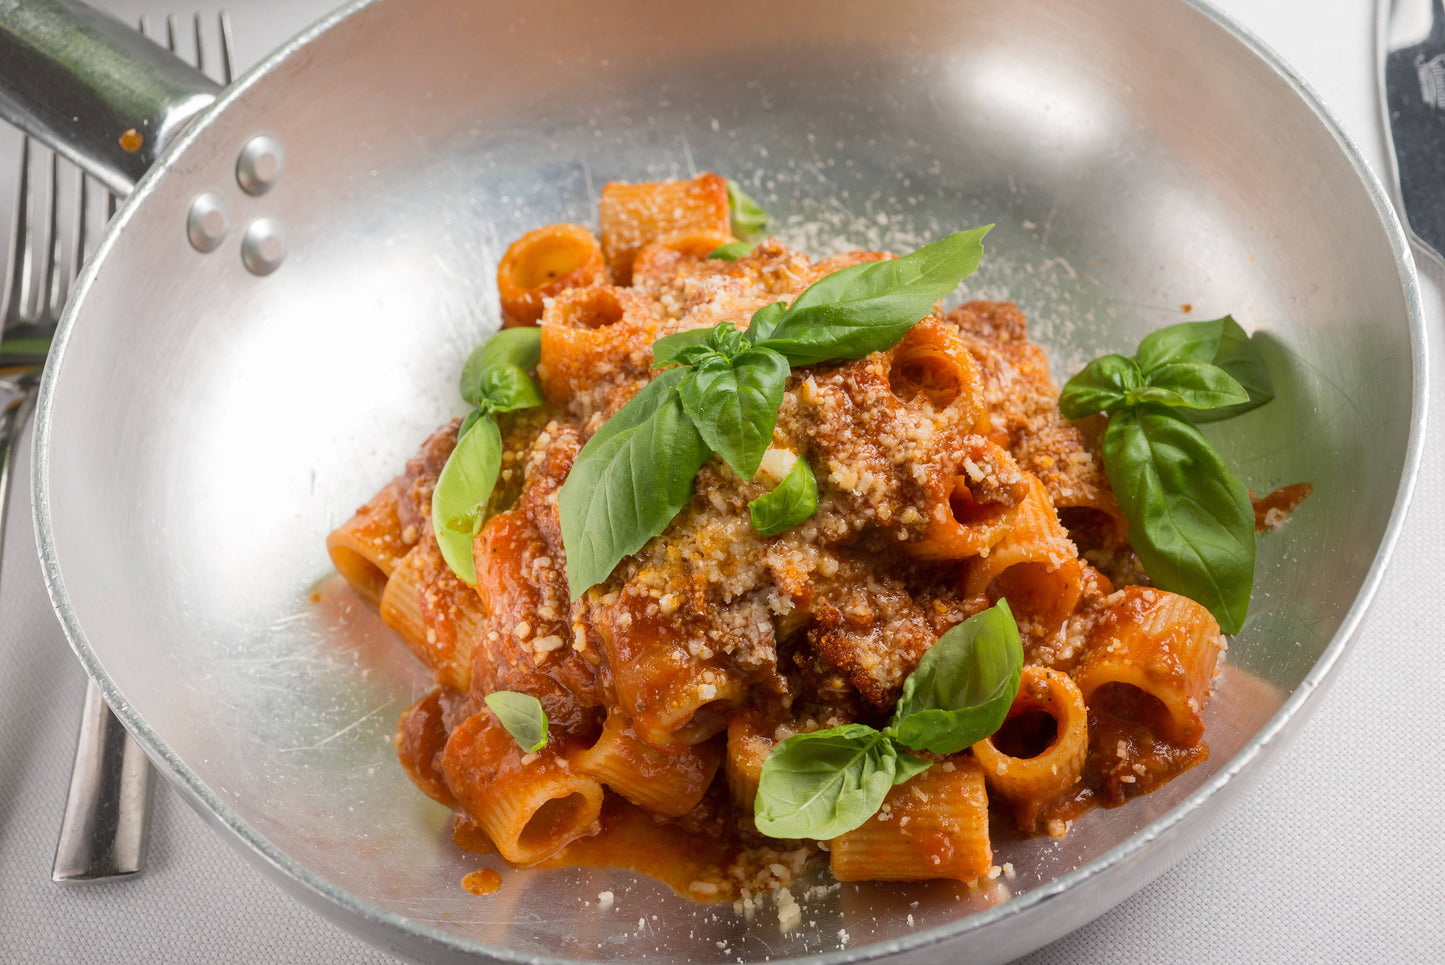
top-left (191, 13), bottom-right (206, 76)
top-left (218, 11), bottom-right (235, 85)
top-left (73, 170), bottom-right (88, 267)
top-left (166, 14), bottom-right (179, 54)
top-left (63, 168), bottom-right (87, 313)
top-left (41, 150), bottom-right (63, 317)
top-left (2, 138), bottom-right (32, 320)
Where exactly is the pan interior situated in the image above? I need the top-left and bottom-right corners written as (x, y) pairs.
top-left (38, 0), bottom-right (1414, 961)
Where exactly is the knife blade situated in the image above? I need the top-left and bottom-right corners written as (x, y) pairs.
top-left (1382, 0), bottom-right (1445, 260)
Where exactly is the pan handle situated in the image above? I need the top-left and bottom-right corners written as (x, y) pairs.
top-left (0, 0), bottom-right (221, 196)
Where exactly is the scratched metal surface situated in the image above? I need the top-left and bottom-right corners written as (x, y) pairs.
top-left (11, 0), bottom-right (1421, 962)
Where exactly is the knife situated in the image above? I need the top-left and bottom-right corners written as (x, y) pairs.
top-left (1382, 0), bottom-right (1445, 260)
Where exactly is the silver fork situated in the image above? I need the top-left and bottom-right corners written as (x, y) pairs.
top-left (0, 134), bottom-right (145, 883)
top-left (32, 11), bottom-right (237, 883)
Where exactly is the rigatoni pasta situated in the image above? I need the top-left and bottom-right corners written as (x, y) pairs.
top-left (326, 173), bottom-right (1245, 902)
top-left (827, 758), bottom-right (992, 883)
top-left (598, 172), bottom-right (732, 283)
top-left (496, 223), bottom-right (606, 327)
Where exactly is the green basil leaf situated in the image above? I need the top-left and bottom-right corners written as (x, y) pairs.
top-left (558, 368), bottom-right (710, 598)
top-left (704, 321), bottom-right (752, 358)
top-left (475, 364), bottom-right (546, 413)
top-left (458, 407), bottom-right (483, 438)
top-left (1102, 406), bottom-right (1255, 633)
top-left (678, 347), bottom-right (790, 479)
top-left (461, 328), bottom-right (543, 406)
top-left (753, 724), bottom-right (899, 839)
top-left (1133, 318), bottom-right (1224, 372)
top-left (1059, 354), bottom-right (1141, 419)
top-left (431, 415), bottom-right (503, 585)
top-left (727, 179), bottom-right (769, 239)
top-left (891, 750), bottom-right (934, 786)
top-left (484, 691), bottom-right (549, 752)
top-left (745, 302), bottom-right (789, 342)
top-left (887, 600), bottom-right (1023, 755)
top-left (1132, 361), bottom-right (1249, 411)
top-left (748, 455), bottom-right (818, 536)
top-left (1186, 315), bottom-right (1275, 423)
top-left (708, 240), bottom-right (756, 261)
top-left (753, 226), bottom-right (992, 366)
top-left (651, 329), bottom-right (712, 368)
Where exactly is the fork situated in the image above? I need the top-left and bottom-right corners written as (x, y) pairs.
top-left (4, 11), bottom-right (238, 883)
top-left (0, 131), bottom-right (146, 883)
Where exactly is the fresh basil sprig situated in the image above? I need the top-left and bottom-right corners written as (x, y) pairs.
top-left (753, 600), bottom-right (1022, 840)
top-left (484, 690), bottom-right (549, 752)
top-left (727, 179), bottom-right (769, 239)
top-left (675, 326), bottom-right (792, 479)
top-left (749, 455), bottom-right (819, 537)
top-left (431, 328), bottom-right (545, 584)
top-left (558, 227), bottom-right (993, 598)
top-left (1059, 316), bottom-right (1273, 634)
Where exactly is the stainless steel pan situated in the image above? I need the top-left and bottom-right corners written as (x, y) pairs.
top-left (2, 0), bottom-right (1424, 962)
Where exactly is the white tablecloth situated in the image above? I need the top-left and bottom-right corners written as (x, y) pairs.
top-left (1, 0), bottom-right (1441, 961)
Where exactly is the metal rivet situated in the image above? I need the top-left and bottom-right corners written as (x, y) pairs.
top-left (241, 218), bottom-right (285, 275)
top-left (236, 135), bottom-right (284, 195)
top-left (186, 192), bottom-right (228, 252)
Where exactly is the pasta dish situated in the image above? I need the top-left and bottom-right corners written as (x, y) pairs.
top-left (327, 172), bottom-right (1271, 903)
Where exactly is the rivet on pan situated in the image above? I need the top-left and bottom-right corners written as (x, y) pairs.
top-left (186, 192), bottom-right (228, 253)
top-left (236, 135), bottom-right (284, 195)
top-left (241, 218), bottom-right (285, 275)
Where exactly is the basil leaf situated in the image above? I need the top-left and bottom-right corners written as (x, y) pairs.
top-left (558, 368), bottom-right (709, 598)
top-left (1132, 361), bottom-right (1249, 411)
top-left (458, 407), bottom-right (483, 438)
top-left (891, 751), bottom-right (933, 786)
top-left (748, 455), bottom-right (818, 536)
top-left (431, 415), bottom-right (503, 585)
top-left (475, 364), bottom-right (546, 414)
top-left (461, 328), bottom-right (542, 406)
top-left (678, 347), bottom-right (790, 479)
top-left (1059, 354), bottom-right (1141, 419)
top-left (651, 329), bottom-right (712, 368)
top-left (727, 179), bottom-right (769, 239)
top-left (753, 724), bottom-right (900, 839)
top-left (745, 302), bottom-right (789, 342)
top-left (484, 691), bottom-right (549, 753)
top-left (1187, 315), bottom-right (1275, 423)
top-left (887, 600), bottom-right (1023, 755)
top-left (704, 321), bottom-right (752, 358)
top-left (1103, 406), bottom-right (1255, 633)
top-left (709, 240), bottom-right (756, 261)
top-left (1134, 318), bottom-right (1223, 371)
top-left (753, 226), bottom-right (992, 366)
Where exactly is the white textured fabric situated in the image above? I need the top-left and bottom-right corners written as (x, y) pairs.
top-left (1, 0), bottom-right (1442, 962)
